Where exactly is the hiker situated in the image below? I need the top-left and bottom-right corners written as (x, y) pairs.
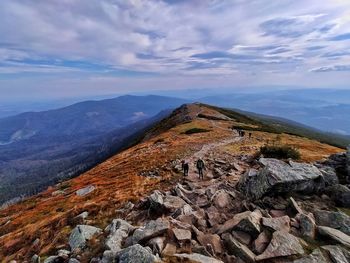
top-left (181, 160), bottom-right (189, 177)
top-left (241, 131), bottom-right (245, 137)
top-left (196, 158), bottom-right (205, 180)
top-left (249, 132), bottom-right (252, 139)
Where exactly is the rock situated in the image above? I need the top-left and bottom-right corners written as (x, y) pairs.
top-left (31, 254), bottom-right (40, 263)
top-left (318, 166), bottom-right (339, 186)
top-left (216, 211), bottom-right (251, 234)
top-left (193, 228), bottom-right (223, 255)
top-left (233, 210), bottom-right (262, 237)
top-left (172, 228), bottom-right (191, 242)
top-left (68, 259), bottom-right (80, 263)
top-left (322, 245), bottom-right (350, 263)
top-left (68, 225), bottom-right (102, 251)
top-left (161, 243), bottom-right (177, 257)
top-left (325, 184), bottom-right (350, 208)
top-left (314, 210), bottom-right (350, 235)
top-left (289, 197), bottom-right (303, 214)
top-left (317, 226), bottom-right (350, 248)
top-left (148, 190), bottom-right (164, 210)
top-left (293, 248), bottom-right (330, 263)
top-left (147, 237), bottom-right (165, 254)
top-left (222, 233), bottom-right (256, 263)
top-left (269, 210), bottom-right (287, 218)
top-left (297, 213), bottom-right (316, 239)
top-left (75, 211), bottom-right (89, 221)
top-left (232, 231), bottom-right (252, 246)
top-left (253, 231), bottom-right (270, 254)
top-left (76, 185), bottom-right (95, 196)
top-left (105, 219), bottom-right (134, 252)
top-left (212, 190), bottom-right (232, 209)
top-left (255, 231), bottom-right (304, 261)
top-left (132, 218), bottom-right (170, 244)
top-left (262, 215), bottom-right (290, 232)
top-left (163, 195), bottom-right (187, 212)
top-left (239, 158), bottom-right (324, 200)
top-left (172, 253), bottom-right (224, 263)
top-left (43, 256), bottom-right (63, 263)
top-left (117, 244), bottom-right (157, 263)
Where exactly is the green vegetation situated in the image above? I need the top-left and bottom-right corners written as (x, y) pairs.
top-left (183, 128), bottom-right (211, 135)
top-left (202, 103), bottom-right (350, 149)
top-left (259, 145), bottom-right (301, 160)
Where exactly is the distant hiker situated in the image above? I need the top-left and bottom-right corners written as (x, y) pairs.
top-left (241, 131), bottom-right (245, 137)
top-left (181, 160), bottom-right (189, 177)
top-left (196, 158), bottom-right (205, 180)
top-left (249, 132), bottom-right (252, 139)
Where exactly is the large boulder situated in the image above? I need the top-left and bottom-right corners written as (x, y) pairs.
top-left (131, 218), bottom-right (170, 245)
top-left (314, 210), bottom-right (350, 235)
top-left (255, 231), bottom-right (304, 261)
top-left (117, 244), bottom-right (158, 263)
top-left (322, 245), bottom-right (350, 263)
top-left (297, 213), bottom-right (317, 239)
top-left (317, 226), bottom-right (350, 248)
top-left (325, 184), bottom-right (350, 208)
top-left (239, 158), bottom-right (327, 200)
top-left (68, 225), bottom-right (102, 251)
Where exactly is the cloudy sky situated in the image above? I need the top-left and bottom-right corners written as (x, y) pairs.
top-left (1, 0), bottom-right (350, 100)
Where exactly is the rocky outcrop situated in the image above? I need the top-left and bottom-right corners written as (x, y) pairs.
top-left (105, 219), bottom-right (134, 252)
top-left (317, 226), bottom-right (350, 248)
top-left (314, 210), bottom-right (350, 235)
top-left (239, 158), bottom-right (328, 200)
top-left (325, 184), bottom-right (350, 208)
top-left (68, 225), bottom-right (101, 251)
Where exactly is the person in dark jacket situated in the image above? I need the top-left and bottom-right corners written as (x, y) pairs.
top-left (196, 158), bottom-right (205, 180)
top-left (181, 160), bottom-right (189, 177)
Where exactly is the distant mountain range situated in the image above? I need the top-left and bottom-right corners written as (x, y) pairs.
top-left (0, 95), bottom-right (187, 204)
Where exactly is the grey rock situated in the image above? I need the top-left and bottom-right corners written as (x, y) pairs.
top-left (163, 195), bottom-right (187, 212)
top-left (325, 184), bottom-right (350, 208)
top-left (172, 228), bottom-right (191, 241)
top-left (147, 236), bottom-right (165, 254)
top-left (293, 248), bottom-right (330, 263)
top-left (132, 218), bottom-right (170, 244)
top-left (101, 250), bottom-right (116, 263)
top-left (297, 213), bottom-right (316, 239)
top-left (68, 259), bottom-right (80, 263)
top-left (255, 231), bottom-right (304, 261)
top-left (262, 215), bottom-right (290, 232)
top-left (253, 231), bottom-right (270, 255)
top-left (43, 256), bottom-right (60, 263)
top-left (322, 245), bottom-right (350, 263)
top-left (57, 249), bottom-right (70, 258)
top-left (68, 225), bottom-right (102, 251)
top-left (317, 226), bottom-right (350, 248)
top-left (31, 254), bottom-right (40, 263)
top-left (76, 185), bottom-right (95, 196)
top-left (314, 210), bottom-right (350, 235)
top-left (239, 158), bottom-right (324, 200)
top-left (216, 211), bottom-right (251, 234)
top-left (105, 219), bottom-right (134, 252)
top-left (222, 233), bottom-right (256, 263)
top-left (75, 211), bottom-right (89, 220)
top-left (117, 244), bottom-right (157, 263)
top-left (233, 210), bottom-right (262, 237)
top-left (148, 190), bottom-right (164, 211)
top-left (173, 253), bottom-right (224, 263)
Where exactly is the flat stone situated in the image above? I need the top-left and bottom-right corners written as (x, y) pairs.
top-left (317, 226), bottom-right (350, 248)
top-left (132, 218), bottom-right (170, 244)
top-left (292, 248), bottom-right (331, 263)
top-left (76, 185), bottom-right (95, 196)
top-left (173, 228), bottom-right (191, 241)
top-left (321, 245), bottom-right (350, 263)
top-left (196, 232), bottom-right (223, 255)
top-left (255, 231), bottom-right (304, 261)
top-left (172, 253), bottom-right (224, 263)
top-left (222, 233), bottom-right (256, 263)
top-left (269, 210), bottom-right (287, 218)
top-left (314, 210), bottom-right (350, 235)
top-left (68, 225), bottom-right (101, 251)
top-left (216, 211), bottom-right (251, 234)
top-left (233, 210), bottom-right (262, 237)
top-left (262, 215), bottom-right (290, 232)
top-left (212, 190), bottom-right (232, 209)
top-left (163, 195), bottom-right (187, 212)
top-left (232, 231), bottom-right (252, 246)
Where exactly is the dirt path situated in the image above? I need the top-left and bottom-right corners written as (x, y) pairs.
top-left (184, 124), bottom-right (242, 182)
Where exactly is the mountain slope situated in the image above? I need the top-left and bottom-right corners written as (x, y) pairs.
top-left (0, 95), bottom-right (188, 205)
top-left (0, 103), bottom-right (344, 261)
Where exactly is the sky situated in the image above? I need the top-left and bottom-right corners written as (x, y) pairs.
top-left (1, 0), bottom-right (350, 100)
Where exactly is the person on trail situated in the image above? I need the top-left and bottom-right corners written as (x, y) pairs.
top-left (181, 160), bottom-right (189, 177)
top-left (196, 158), bottom-right (205, 180)
top-left (241, 130), bottom-right (245, 137)
top-left (249, 132), bottom-right (252, 139)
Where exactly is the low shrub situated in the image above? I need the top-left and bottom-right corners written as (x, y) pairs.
top-left (259, 145), bottom-right (301, 160)
top-left (183, 128), bottom-right (211, 135)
